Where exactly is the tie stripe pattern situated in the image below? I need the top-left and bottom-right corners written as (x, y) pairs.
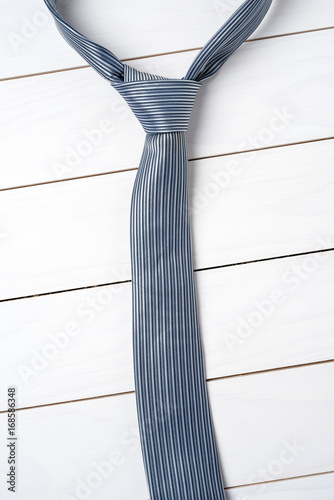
top-left (45, 0), bottom-right (124, 83)
top-left (45, 0), bottom-right (272, 85)
top-left (115, 65), bottom-right (202, 133)
top-left (185, 0), bottom-right (273, 82)
top-left (44, 1), bottom-right (273, 498)
top-left (131, 128), bottom-right (225, 498)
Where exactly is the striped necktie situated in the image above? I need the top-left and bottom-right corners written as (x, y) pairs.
top-left (44, 1), bottom-right (273, 498)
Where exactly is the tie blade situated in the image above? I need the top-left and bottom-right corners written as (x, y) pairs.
top-left (131, 132), bottom-right (226, 499)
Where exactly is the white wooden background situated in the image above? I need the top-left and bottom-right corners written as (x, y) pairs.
top-left (1, 0), bottom-right (334, 498)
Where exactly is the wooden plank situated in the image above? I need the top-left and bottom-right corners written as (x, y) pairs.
top-left (1, 0), bottom-right (334, 79)
top-left (1, 5), bottom-right (332, 498)
top-left (227, 472), bottom-right (334, 499)
top-left (1, 29), bottom-right (333, 189)
top-left (0, 139), bottom-right (333, 300)
top-left (0, 363), bottom-right (333, 498)
top-left (1, 251), bottom-right (334, 410)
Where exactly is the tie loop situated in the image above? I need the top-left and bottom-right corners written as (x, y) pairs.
top-left (44, 0), bottom-right (272, 84)
top-left (113, 65), bottom-right (202, 133)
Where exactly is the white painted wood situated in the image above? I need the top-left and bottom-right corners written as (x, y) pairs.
top-left (0, 139), bottom-right (333, 300)
top-left (227, 472), bottom-right (334, 500)
top-left (1, 251), bottom-right (334, 410)
top-left (1, 29), bottom-right (333, 189)
top-left (1, 0), bottom-right (334, 79)
top-left (1, 4), bottom-right (333, 496)
top-left (0, 363), bottom-right (333, 498)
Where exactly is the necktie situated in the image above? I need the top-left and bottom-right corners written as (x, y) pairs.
top-left (44, 1), bottom-right (273, 498)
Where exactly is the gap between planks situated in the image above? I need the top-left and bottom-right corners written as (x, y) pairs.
top-left (0, 136), bottom-right (333, 193)
top-left (139, 470), bottom-right (334, 499)
top-left (0, 25), bottom-right (333, 84)
top-left (1, 358), bottom-right (333, 414)
top-left (137, 469), bottom-right (334, 499)
top-left (1, 247), bottom-right (333, 304)
top-left (204, 469), bottom-right (334, 491)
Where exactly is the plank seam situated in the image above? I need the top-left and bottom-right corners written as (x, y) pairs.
top-left (0, 26), bottom-right (333, 84)
top-left (224, 468), bottom-right (334, 490)
top-left (1, 136), bottom-right (333, 193)
top-left (136, 469), bottom-right (334, 498)
top-left (1, 247), bottom-right (333, 303)
top-left (2, 358), bottom-right (333, 414)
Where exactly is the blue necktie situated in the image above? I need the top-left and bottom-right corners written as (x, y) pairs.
top-left (44, 1), bottom-right (273, 498)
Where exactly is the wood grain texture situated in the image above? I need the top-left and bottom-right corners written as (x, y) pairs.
top-left (1, 251), bottom-right (334, 410)
top-left (1, 29), bottom-right (333, 189)
top-left (1, 0), bottom-right (334, 79)
top-left (0, 362), bottom-right (333, 498)
top-left (0, 139), bottom-right (333, 300)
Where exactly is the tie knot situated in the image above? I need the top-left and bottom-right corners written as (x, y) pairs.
top-left (112, 64), bottom-right (201, 134)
